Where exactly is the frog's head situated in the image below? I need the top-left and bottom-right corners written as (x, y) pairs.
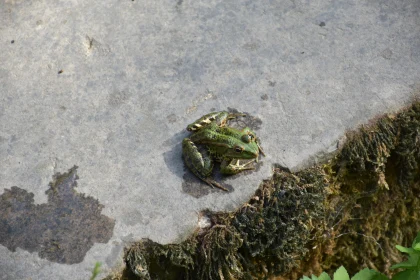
top-left (234, 127), bottom-right (265, 160)
top-left (225, 141), bottom-right (260, 160)
top-left (224, 128), bottom-right (261, 159)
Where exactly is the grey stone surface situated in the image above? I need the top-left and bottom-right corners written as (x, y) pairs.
top-left (0, 0), bottom-right (419, 279)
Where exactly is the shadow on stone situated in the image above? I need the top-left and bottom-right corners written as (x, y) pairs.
top-left (162, 130), bottom-right (189, 179)
top-left (181, 165), bottom-right (234, 198)
top-left (0, 166), bottom-right (115, 264)
top-left (226, 107), bottom-right (263, 131)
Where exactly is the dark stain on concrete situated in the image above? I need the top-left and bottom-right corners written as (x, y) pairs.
top-left (0, 166), bottom-right (115, 264)
top-left (108, 90), bottom-right (130, 107)
top-left (381, 48), bottom-right (393, 60)
top-left (268, 81), bottom-right (276, 87)
top-left (167, 113), bottom-right (178, 123)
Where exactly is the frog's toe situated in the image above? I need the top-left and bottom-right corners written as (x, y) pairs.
top-left (222, 159), bottom-right (255, 174)
top-left (204, 178), bottom-right (228, 191)
top-left (230, 112), bottom-right (246, 117)
top-left (238, 166), bottom-right (255, 171)
top-left (235, 159), bottom-right (255, 168)
top-left (257, 144), bottom-right (265, 156)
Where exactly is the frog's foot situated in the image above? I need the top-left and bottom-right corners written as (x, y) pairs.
top-left (204, 178), bottom-right (228, 192)
top-left (221, 159), bottom-right (255, 175)
top-left (257, 143), bottom-right (265, 157)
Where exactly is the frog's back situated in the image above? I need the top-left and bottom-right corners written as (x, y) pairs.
top-left (190, 125), bottom-right (243, 146)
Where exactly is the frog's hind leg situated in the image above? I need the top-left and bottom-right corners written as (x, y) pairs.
top-left (186, 112), bottom-right (223, 132)
top-left (182, 139), bottom-right (228, 191)
top-left (186, 111), bottom-right (245, 131)
top-left (182, 139), bottom-right (213, 177)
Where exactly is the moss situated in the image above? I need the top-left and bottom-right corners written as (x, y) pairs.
top-left (122, 167), bottom-right (327, 280)
top-left (312, 101), bottom-right (420, 277)
top-left (337, 101), bottom-right (420, 192)
top-left (113, 101), bottom-right (420, 280)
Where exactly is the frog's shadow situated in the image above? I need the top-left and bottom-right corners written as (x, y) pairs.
top-left (162, 110), bottom-right (263, 198)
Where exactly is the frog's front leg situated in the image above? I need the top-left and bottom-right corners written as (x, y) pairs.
top-left (186, 111), bottom-right (245, 131)
top-left (182, 139), bottom-right (227, 191)
top-left (220, 158), bottom-right (255, 175)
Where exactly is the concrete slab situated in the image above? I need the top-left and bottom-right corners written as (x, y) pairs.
top-left (0, 0), bottom-right (419, 279)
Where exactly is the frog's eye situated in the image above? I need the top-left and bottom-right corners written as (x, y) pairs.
top-left (241, 135), bottom-right (251, 143)
top-left (234, 146), bottom-right (243, 153)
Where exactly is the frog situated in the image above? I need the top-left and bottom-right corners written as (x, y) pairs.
top-left (182, 111), bottom-right (265, 191)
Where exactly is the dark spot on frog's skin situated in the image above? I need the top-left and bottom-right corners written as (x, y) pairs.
top-left (0, 166), bottom-right (115, 264)
top-left (261, 94), bottom-right (268, 101)
top-left (319, 21), bottom-right (326, 27)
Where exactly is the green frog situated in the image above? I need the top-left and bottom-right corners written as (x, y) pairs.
top-left (182, 111), bottom-right (265, 191)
